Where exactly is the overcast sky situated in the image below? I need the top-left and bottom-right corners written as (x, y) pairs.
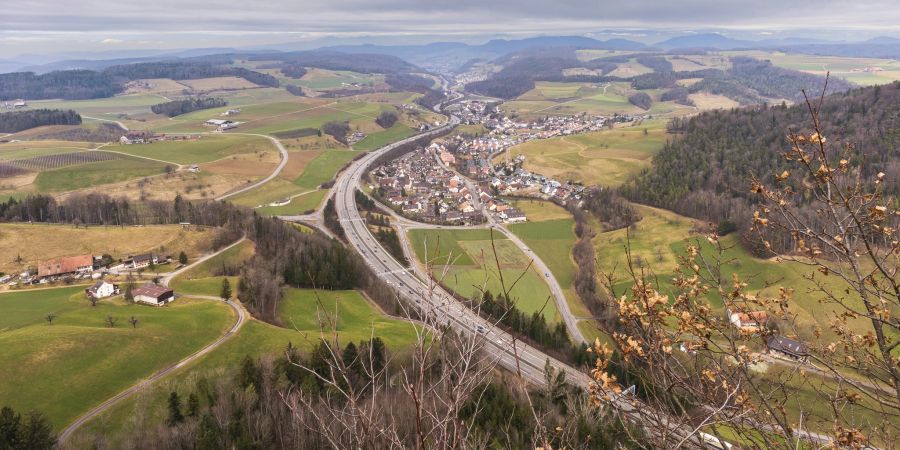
top-left (2, 0), bottom-right (899, 58)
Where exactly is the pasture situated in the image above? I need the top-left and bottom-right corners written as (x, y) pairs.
top-left (71, 288), bottom-right (419, 446)
top-left (170, 239), bottom-right (255, 297)
top-left (407, 228), bottom-right (558, 320)
top-left (592, 205), bottom-right (876, 343)
top-left (503, 81), bottom-right (689, 119)
top-left (506, 200), bottom-right (591, 319)
top-left (33, 155), bottom-right (167, 193)
top-left (113, 134), bottom-right (273, 165)
top-left (497, 120), bottom-right (668, 186)
top-left (0, 223), bottom-right (215, 275)
top-left (723, 50), bottom-right (900, 86)
top-left (0, 287), bottom-right (232, 427)
top-left (256, 189), bottom-right (328, 216)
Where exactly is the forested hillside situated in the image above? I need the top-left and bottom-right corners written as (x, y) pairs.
top-left (0, 109), bottom-right (81, 133)
top-left (0, 70), bottom-right (121, 100)
top-left (621, 81), bottom-right (900, 251)
top-left (150, 98), bottom-right (227, 117)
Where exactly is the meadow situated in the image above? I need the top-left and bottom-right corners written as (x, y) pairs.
top-left (256, 189), bottom-right (328, 216)
top-left (498, 119), bottom-right (668, 186)
top-left (0, 223), bottom-right (215, 275)
top-left (70, 288), bottom-right (419, 446)
top-left (592, 205), bottom-right (874, 342)
top-left (723, 50), bottom-right (900, 86)
top-left (502, 81), bottom-right (691, 119)
top-left (32, 156), bottom-right (167, 193)
top-left (170, 239), bottom-right (255, 297)
top-left (407, 228), bottom-right (558, 321)
top-left (0, 286), bottom-right (232, 427)
top-left (112, 134), bottom-right (273, 165)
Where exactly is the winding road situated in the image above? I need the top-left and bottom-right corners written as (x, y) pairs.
top-left (215, 133), bottom-right (290, 201)
top-left (57, 238), bottom-right (250, 444)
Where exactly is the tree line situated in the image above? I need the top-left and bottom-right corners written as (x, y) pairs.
top-left (150, 97), bottom-right (227, 117)
top-left (0, 109), bottom-right (81, 133)
top-left (1, 62), bottom-right (280, 101)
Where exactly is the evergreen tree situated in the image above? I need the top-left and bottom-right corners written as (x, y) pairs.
top-left (167, 392), bottom-right (184, 426)
top-left (17, 411), bottom-right (55, 450)
top-left (220, 278), bottom-right (232, 300)
top-left (178, 251), bottom-right (188, 265)
top-left (186, 393), bottom-right (200, 418)
top-left (0, 406), bottom-right (21, 449)
top-left (195, 413), bottom-right (221, 450)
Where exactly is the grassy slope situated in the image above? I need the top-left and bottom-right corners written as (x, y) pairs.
top-left (33, 157), bottom-right (167, 192)
top-left (170, 240), bottom-right (255, 296)
top-left (112, 134), bottom-right (272, 165)
top-left (0, 223), bottom-right (215, 275)
top-left (499, 120), bottom-right (668, 187)
top-left (407, 228), bottom-right (558, 321)
top-left (0, 287), bottom-right (231, 427)
top-left (353, 124), bottom-right (415, 151)
top-left (73, 288), bottom-right (418, 445)
top-left (256, 189), bottom-right (328, 216)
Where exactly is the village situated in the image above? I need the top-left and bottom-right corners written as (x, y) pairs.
top-left (0, 252), bottom-right (178, 306)
top-left (367, 100), bottom-right (626, 224)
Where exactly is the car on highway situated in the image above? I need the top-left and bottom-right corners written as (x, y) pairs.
top-left (475, 325), bottom-right (486, 334)
top-left (545, 272), bottom-right (549, 277)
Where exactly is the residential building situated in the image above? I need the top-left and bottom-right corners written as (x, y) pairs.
top-left (765, 335), bottom-right (809, 361)
top-left (86, 281), bottom-right (119, 299)
top-left (37, 254), bottom-right (93, 278)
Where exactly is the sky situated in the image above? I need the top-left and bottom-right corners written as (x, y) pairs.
top-left (2, 0), bottom-right (899, 59)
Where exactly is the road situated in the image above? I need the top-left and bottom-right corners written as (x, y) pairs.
top-left (428, 143), bottom-right (586, 344)
top-left (57, 238), bottom-right (250, 445)
top-left (215, 133), bottom-right (289, 201)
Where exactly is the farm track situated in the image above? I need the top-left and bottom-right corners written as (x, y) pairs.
top-left (58, 237), bottom-right (250, 445)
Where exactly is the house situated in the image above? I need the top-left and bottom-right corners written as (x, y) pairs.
top-left (205, 119), bottom-right (231, 127)
top-left (126, 253), bottom-right (158, 269)
top-left (86, 280), bottom-right (119, 299)
top-left (726, 307), bottom-right (769, 331)
top-left (13, 99), bottom-right (27, 108)
top-left (505, 208), bottom-right (527, 223)
top-left (766, 335), bottom-right (808, 361)
top-left (133, 284), bottom-right (175, 306)
top-left (37, 254), bottom-right (94, 278)
top-left (221, 109), bottom-right (242, 116)
top-left (119, 130), bottom-right (155, 145)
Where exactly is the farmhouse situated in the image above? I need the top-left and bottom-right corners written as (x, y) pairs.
top-left (126, 253), bottom-right (158, 269)
top-left (766, 335), bottom-right (809, 361)
top-left (37, 254), bottom-right (93, 278)
top-left (504, 208), bottom-right (527, 223)
top-left (726, 307), bottom-right (769, 332)
top-left (85, 280), bottom-right (119, 299)
top-left (132, 284), bottom-right (175, 306)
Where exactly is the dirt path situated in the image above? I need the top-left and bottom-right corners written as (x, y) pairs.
top-left (57, 238), bottom-right (249, 445)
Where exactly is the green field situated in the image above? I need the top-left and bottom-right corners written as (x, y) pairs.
top-left (113, 134), bottom-right (272, 165)
top-left (293, 149), bottom-right (362, 189)
top-left (171, 240), bottom-right (255, 296)
top-left (256, 189), bottom-right (328, 215)
top-left (71, 288), bottom-right (418, 446)
top-left (408, 228), bottom-right (558, 320)
top-left (724, 50), bottom-right (900, 86)
top-left (227, 177), bottom-right (307, 207)
top-left (0, 141), bottom-right (92, 160)
top-left (277, 289), bottom-right (419, 348)
top-left (33, 156), bottom-right (167, 192)
top-left (593, 205), bottom-right (875, 342)
top-left (503, 82), bottom-right (689, 119)
top-left (353, 123), bottom-right (415, 151)
top-left (0, 286), bottom-right (232, 427)
top-left (499, 120), bottom-right (667, 186)
top-left (506, 200), bottom-right (591, 320)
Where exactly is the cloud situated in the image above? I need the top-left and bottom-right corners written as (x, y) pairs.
top-left (1, 0), bottom-right (898, 57)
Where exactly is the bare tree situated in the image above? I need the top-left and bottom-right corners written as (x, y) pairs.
top-left (128, 316), bottom-right (139, 329)
top-left (105, 316), bottom-right (118, 328)
top-left (45, 313), bottom-right (56, 325)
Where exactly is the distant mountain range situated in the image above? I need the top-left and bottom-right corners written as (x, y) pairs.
top-left (3, 33), bottom-right (900, 75)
